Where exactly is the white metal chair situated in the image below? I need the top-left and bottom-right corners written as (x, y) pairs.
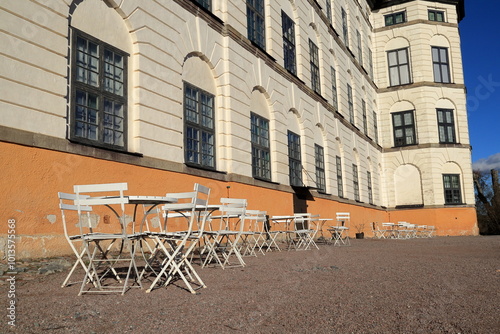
top-left (143, 183), bottom-right (210, 294)
top-left (371, 222), bottom-right (387, 239)
top-left (58, 192), bottom-right (95, 288)
top-left (202, 198), bottom-right (247, 269)
top-left (328, 212), bottom-right (351, 246)
top-left (73, 182), bottom-right (142, 295)
top-left (293, 213), bottom-right (320, 250)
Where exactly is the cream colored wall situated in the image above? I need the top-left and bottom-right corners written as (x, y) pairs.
top-left (2, 0), bottom-right (473, 210)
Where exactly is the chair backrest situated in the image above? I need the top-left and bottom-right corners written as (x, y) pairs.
top-left (162, 183), bottom-right (211, 234)
top-left (244, 210), bottom-right (267, 233)
top-left (336, 212), bottom-right (350, 226)
top-left (294, 213), bottom-right (311, 230)
top-left (73, 182), bottom-right (129, 233)
top-left (218, 198), bottom-right (247, 231)
top-left (58, 192), bottom-right (92, 239)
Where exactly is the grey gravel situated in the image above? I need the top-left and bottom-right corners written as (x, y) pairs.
top-left (1, 236), bottom-right (499, 333)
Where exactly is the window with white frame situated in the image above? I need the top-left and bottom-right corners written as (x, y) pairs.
top-left (336, 156), bottom-right (344, 197)
top-left (71, 29), bottom-right (128, 150)
top-left (247, 0), bottom-right (265, 50)
top-left (288, 131), bottom-right (302, 186)
top-left (388, 48), bottom-right (411, 86)
top-left (353, 164), bottom-right (360, 201)
top-left (347, 84), bottom-right (354, 124)
top-left (282, 11), bottom-right (296, 75)
top-left (315, 144), bottom-right (326, 192)
top-left (331, 66), bottom-right (338, 110)
top-left (309, 39), bottom-right (321, 94)
top-left (437, 109), bottom-right (456, 143)
top-left (184, 82), bottom-right (215, 169)
top-left (392, 110), bottom-right (416, 147)
top-left (342, 8), bottom-right (349, 48)
top-left (443, 174), bottom-right (462, 204)
top-left (251, 113), bottom-right (271, 180)
top-left (432, 46), bottom-right (451, 83)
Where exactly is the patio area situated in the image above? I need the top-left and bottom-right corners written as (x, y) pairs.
top-left (2, 236), bottom-right (499, 333)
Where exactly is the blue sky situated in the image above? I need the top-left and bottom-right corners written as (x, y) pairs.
top-left (460, 0), bottom-right (500, 171)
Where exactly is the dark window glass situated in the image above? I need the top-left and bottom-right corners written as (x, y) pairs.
top-left (331, 66), bottom-right (338, 110)
top-left (368, 48), bottom-right (373, 78)
top-left (336, 156), bottom-right (343, 198)
top-left (326, 0), bottom-right (332, 24)
top-left (388, 48), bottom-right (411, 86)
top-left (432, 46), bottom-right (451, 83)
top-left (347, 84), bottom-right (354, 124)
top-left (71, 30), bottom-right (127, 149)
top-left (385, 11), bottom-right (406, 26)
top-left (342, 8), bottom-right (349, 48)
top-left (315, 144), bottom-right (326, 192)
top-left (309, 39), bottom-right (321, 94)
top-left (367, 171), bottom-right (373, 204)
top-left (247, 0), bottom-right (265, 49)
top-left (373, 111), bottom-right (379, 144)
top-left (362, 99), bottom-right (367, 135)
top-left (353, 164), bottom-right (360, 201)
top-left (251, 113), bottom-right (271, 180)
top-left (428, 9), bottom-right (445, 22)
top-left (437, 109), bottom-right (456, 143)
top-left (357, 30), bottom-right (363, 66)
top-left (282, 11), bottom-right (296, 75)
top-left (288, 131), bottom-right (302, 186)
top-left (184, 83), bottom-right (215, 169)
top-left (392, 110), bottom-right (416, 147)
top-left (443, 174), bottom-right (462, 204)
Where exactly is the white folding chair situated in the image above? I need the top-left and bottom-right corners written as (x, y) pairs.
top-left (371, 222), bottom-right (387, 239)
top-left (328, 212), bottom-right (351, 246)
top-left (143, 183), bottom-right (210, 294)
top-left (248, 210), bottom-right (268, 256)
top-left (74, 182), bottom-right (142, 295)
top-left (293, 213), bottom-right (320, 250)
top-left (202, 198), bottom-right (247, 269)
top-left (58, 192), bottom-right (95, 288)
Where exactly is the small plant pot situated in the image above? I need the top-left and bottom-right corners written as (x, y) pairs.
top-left (355, 232), bottom-right (364, 239)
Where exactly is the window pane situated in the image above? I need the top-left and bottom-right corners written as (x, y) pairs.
top-left (400, 65), bottom-right (410, 84)
top-left (398, 49), bottom-right (407, 64)
top-left (388, 51), bottom-right (397, 66)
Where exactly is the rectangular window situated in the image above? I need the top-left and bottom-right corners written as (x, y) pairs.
top-left (353, 164), bottom-right (360, 201)
top-left (336, 156), bottom-right (343, 198)
top-left (326, 0), bottom-right (332, 24)
top-left (362, 99), bottom-right (367, 135)
top-left (282, 11), bottom-right (297, 75)
top-left (373, 111), bottom-right (379, 144)
top-left (437, 109), bottom-right (456, 143)
top-left (315, 144), bottom-right (326, 192)
top-left (367, 171), bottom-right (373, 204)
top-left (192, 0), bottom-right (211, 10)
top-left (331, 66), bottom-right (338, 110)
top-left (309, 39), bottom-right (321, 94)
top-left (347, 84), bottom-right (354, 124)
top-left (385, 11), bottom-right (406, 26)
top-left (288, 131), bottom-right (302, 186)
top-left (432, 46), bottom-right (451, 83)
top-left (443, 174), bottom-right (462, 204)
top-left (388, 48), bottom-right (411, 86)
top-left (357, 30), bottom-right (363, 66)
top-left (428, 9), bottom-right (445, 22)
top-left (247, 0), bottom-right (265, 50)
top-left (184, 83), bottom-right (215, 169)
top-left (342, 8), bottom-right (349, 48)
top-left (368, 48), bottom-right (373, 78)
top-left (71, 30), bottom-right (127, 150)
top-left (392, 110), bottom-right (416, 147)
top-left (251, 113), bottom-right (271, 180)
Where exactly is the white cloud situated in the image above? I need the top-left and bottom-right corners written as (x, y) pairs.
top-left (472, 152), bottom-right (500, 172)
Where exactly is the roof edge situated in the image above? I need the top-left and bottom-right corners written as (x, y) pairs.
top-left (368, 0), bottom-right (465, 22)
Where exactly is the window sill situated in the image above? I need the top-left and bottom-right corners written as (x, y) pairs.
top-left (68, 139), bottom-right (143, 157)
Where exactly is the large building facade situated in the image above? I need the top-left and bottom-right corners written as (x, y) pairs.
top-left (1, 0), bottom-right (476, 259)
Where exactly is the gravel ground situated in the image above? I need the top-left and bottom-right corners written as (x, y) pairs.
top-left (1, 236), bottom-right (499, 333)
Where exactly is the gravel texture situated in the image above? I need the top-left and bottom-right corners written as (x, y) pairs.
top-left (1, 236), bottom-right (499, 333)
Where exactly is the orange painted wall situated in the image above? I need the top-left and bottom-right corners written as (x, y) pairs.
top-left (0, 142), bottom-right (478, 259)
